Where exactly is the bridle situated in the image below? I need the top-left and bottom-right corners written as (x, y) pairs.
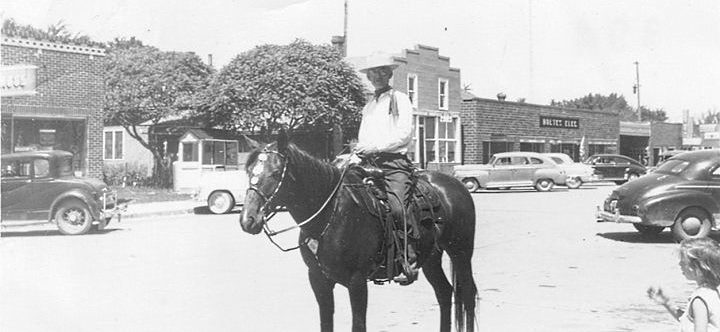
top-left (245, 147), bottom-right (349, 251)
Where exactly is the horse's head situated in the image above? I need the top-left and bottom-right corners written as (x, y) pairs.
top-left (239, 139), bottom-right (289, 235)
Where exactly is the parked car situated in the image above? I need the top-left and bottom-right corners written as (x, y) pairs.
top-left (194, 170), bottom-right (248, 214)
top-left (584, 153), bottom-right (646, 184)
top-left (543, 153), bottom-right (598, 189)
top-left (596, 149), bottom-right (720, 240)
top-left (1, 150), bottom-right (125, 235)
top-left (453, 151), bottom-right (566, 192)
top-left (647, 150), bottom-right (686, 172)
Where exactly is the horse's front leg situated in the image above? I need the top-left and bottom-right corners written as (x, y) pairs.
top-left (348, 272), bottom-right (368, 332)
top-left (309, 269), bottom-right (335, 332)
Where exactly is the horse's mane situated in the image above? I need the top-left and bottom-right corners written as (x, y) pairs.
top-left (245, 142), bottom-right (342, 190)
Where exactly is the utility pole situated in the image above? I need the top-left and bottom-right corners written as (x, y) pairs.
top-left (634, 61), bottom-right (641, 121)
top-left (343, 0), bottom-right (348, 57)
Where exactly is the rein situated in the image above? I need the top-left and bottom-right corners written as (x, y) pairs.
top-left (249, 147), bottom-right (351, 251)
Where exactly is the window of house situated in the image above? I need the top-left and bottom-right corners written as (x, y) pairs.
top-left (520, 142), bottom-right (544, 153)
top-left (482, 141), bottom-right (513, 164)
top-left (104, 130), bottom-right (123, 160)
top-left (414, 116), bottom-right (459, 164)
top-left (407, 74), bottom-right (418, 108)
top-left (182, 142), bottom-right (199, 162)
top-left (201, 140), bottom-right (240, 166)
top-left (438, 79), bottom-right (449, 110)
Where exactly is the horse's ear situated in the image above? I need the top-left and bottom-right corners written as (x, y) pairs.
top-left (243, 135), bottom-right (260, 150)
top-left (277, 129), bottom-right (289, 151)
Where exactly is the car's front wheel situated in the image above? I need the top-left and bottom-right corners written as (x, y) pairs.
top-left (566, 177), bottom-right (582, 189)
top-left (633, 224), bottom-right (665, 236)
top-left (462, 178), bottom-right (479, 193)
top-left (672, 207), bottom-right (712, 241)
top-left (534, 179), bottom-right (554, 192)
top-left (208, 191), bottom-right (235, 214)
top-left (55, 199), bottom-right (93, 235)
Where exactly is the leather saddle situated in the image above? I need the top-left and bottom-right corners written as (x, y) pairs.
top-left (344, 165), bottom-right (445, 283)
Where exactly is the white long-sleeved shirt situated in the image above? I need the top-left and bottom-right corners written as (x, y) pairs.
top-left (357, 89), bottom-right (413, 154)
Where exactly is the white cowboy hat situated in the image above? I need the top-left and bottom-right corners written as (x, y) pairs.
top-left (358, 52), bottom-right (400, 73)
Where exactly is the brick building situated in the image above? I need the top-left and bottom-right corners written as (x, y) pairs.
top-left (350, 45), bottom-right (462, 173)
top-left (1, 36), bottom-right (105, 178)
top-left (461, 97), bottom-right (620, 164)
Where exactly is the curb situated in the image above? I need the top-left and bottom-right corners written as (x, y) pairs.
top-left (121, 207), bottom-right (197, 220)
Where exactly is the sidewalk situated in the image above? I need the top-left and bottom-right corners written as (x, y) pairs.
top-left (121, 199), bottom-right (200, 220)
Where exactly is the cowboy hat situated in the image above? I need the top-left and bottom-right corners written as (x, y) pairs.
top-left (358, 52), bottom-right (400, 73)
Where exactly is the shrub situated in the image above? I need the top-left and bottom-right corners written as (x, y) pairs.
top-left (103, 162), bottom-right (151, 187)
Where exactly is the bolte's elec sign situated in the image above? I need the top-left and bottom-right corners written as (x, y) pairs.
top-left (539, 116), bottom-right (579, 129)
top-left (1, 65), bottom-right (38, 97)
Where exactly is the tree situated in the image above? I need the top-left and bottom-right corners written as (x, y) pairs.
top-left (551, 93), bottom-right (667, 122)
top-left (203, 39), bottom-right (366, 140)
top-left (2, 18), bottom-right (104, 48)
top-left (104, 39), bottom-right (213, 187)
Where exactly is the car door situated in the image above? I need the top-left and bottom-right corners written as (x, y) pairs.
top-left (706, 163), bottom-right (720, 206)
top-left (512, 156), bottom-right (536, 186)
top-left (1, 159), bottom-right (34, 219)
top-left (487, 156), bottom-right (514, 187)
top-left (612, 157), bottom-right (631, 179)
top-left (589, 156), bottom-right (611, 180)
top-left (26, 158), bottom-right (56, 217)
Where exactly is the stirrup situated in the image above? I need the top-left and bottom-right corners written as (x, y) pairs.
top-left (393, 261), bottom-right (419, 285)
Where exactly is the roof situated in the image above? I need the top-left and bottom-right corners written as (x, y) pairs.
top-left (493, 151), bottom-right (547, 158)
top-left (181, 129), bottom-right (258, 151)
top-left (1, 150), bottom-right (73, 160)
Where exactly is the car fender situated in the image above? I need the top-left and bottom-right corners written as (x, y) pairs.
top-left (455, 171), bottom-right (489, 186)
top-left (641, 191), bottom-right (719, 227)
top-left (534, 168), bottom-right (565, 184)
top-left (49, 190), bottom-right (101, 222)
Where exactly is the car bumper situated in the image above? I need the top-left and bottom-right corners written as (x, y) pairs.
top-left (99, 190), bottom-right (127, 222)
top-left (595, 206), bottom-right (642, 223)
top-left (580, 174), bottom-right (602, 182)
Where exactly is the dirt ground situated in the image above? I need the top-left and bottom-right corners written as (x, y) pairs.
top-left (0, 183), bottom-right (702, 331)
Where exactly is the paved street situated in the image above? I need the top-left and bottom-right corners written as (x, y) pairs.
top-left (0, 183), bottom-right (705, 331)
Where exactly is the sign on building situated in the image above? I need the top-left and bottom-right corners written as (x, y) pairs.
top-left (539, 116), bottom-right (580, 129)
top-left (1, 65), bottom-right (38, 97)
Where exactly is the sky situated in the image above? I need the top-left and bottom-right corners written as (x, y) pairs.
top-left (3, 0), bottom-right (720, 123)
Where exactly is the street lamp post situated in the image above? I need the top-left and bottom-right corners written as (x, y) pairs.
top-left (634, 61), bottom-right (641, 121)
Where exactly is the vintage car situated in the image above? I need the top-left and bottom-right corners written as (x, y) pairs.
top-left (453, 151), bottom-right (566, 192)
top-left (543, 153), bottom-right (598, 189)
top-left (194, 169), bottom-right (248, 214)
top-left (1, 150), bottom-right (125, 235)
top-left (584, 153), bottom-right (646, 184)
top-left (596, 150), bottom-right (720, 240)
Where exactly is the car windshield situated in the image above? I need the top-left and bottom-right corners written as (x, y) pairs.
top-left (58, 157), bottom-right (74, 177)
top-left (654, 159), bottom-right (689, 175)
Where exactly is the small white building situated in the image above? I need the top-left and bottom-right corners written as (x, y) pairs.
top-left (173, 128), bottom-right (256, 193)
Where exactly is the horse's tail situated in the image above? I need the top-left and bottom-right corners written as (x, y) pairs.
top-left (451, 255), bottom-right (478, 332)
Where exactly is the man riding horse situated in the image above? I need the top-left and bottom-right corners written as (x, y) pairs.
top-left (354, 53), bottom-right (419, 285)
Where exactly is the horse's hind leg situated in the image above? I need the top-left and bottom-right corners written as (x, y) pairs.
top-left (422, 250), bottom-right (453, 332)
top-left (449, 251), bottom-right (477, 332)
top-left (309, 269), bottom-right (335, 332)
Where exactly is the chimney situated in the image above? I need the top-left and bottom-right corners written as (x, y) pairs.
top-left (497, 92), bottom-right (507, 101)
top-left (331, 35), bottom-right (346, 57)
top-left (208, 54), bottom-right (213, 67)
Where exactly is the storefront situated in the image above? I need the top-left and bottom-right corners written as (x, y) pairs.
top-left (1, 36), bottom-right (105, 178)
top-left (461, 97), bottom-right (620, 164)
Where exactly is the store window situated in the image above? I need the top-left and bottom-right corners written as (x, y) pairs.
top-left (551, 143), bottom-right (579, 161)
top-left (520, 142), bottom-right (544, 153)
top-left (407, 74), bottom-right (418, 108)
top-left (104, 130), bottom-right (123, 160)
top-left (589, 144), bottom-right (608, 157)
top-left (482, 141), bottom-right (513, 164)
top-left (438, 79), bottom-right (449, 110)
top-left (12, 117), bottom-right (86, 171)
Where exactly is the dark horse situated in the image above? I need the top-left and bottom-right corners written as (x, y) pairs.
top-left (239, 137), bottom-right (477, 332)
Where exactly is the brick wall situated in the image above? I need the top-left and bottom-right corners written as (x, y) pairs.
top-left (1, 39), bottom-right (105, 179)
top-left (461, 98), bottom-right (620, 164)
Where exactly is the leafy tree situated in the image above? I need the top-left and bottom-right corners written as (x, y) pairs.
top-left (2, 18), bottom-right (104, 48)
top-left (551, 93), bottom-right (667, 122)
top-left (203, 39), bottom-right (366, 140)
top-left (104, 39), bottom-right (213, 187)
top-left (700, 108), bottom-right (720, 124)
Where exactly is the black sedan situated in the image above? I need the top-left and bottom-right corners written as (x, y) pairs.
top-left (585, 153), bottom-right (646, 184)
top-left (596, 150), bottom-right (720, 240)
